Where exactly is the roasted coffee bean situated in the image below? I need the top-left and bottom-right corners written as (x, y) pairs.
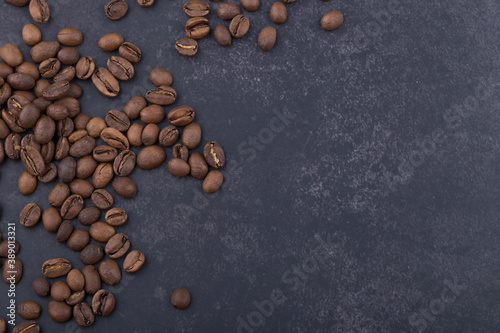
top-left (74, 113), bottom-right (91, 130)
top-left (229, 14), bottom-right (250, 38)
top-left (43, 80), bottom-right (70, 100)
top-left (172, 144), bottom-right (189, 162)
top-left (189, 152), bottom-right (208, 179)
top-left (18, 301), bottom-right (41, 320)
top-left (203, 141), bottom-right (225, 168)
top-left (7, 94), bottom-right (29, 115)
top-left (140, 105), bottom-right (164, 124)
top-left (123, 95), bottom-right (146, 120)
top-left (0, 239), bottom-right (19, 257)
top-left (29, 0), bottom-right (50, 23)
top-left (321, 10), bottom-right (344, 31)
top-left (19, 202), bottom-right (41, 227)
top-left (55, 97), bottom-right (80, 117)
top-left (39, 58), bottom-right (60, 78)
top-left (30, 41), bottom-right (60, 63)
top-left (186, 17), bottom-right (210, 39)
top-left (214, 25), bottom-right (232, 46)
top-left (137, 145), bottom-right (166, 169)
top-left (77, 206), bottom-right (100, 225)
top-left (105, 109), bottom-right (130, 131)
top-left (90, 222), bottom-right (116, 243)
top-left (91, 189), bottom-right (114, 209)
top-left (182, 122), bottom-right (201, 149)
top-left (5, 133), bottom-right (22, 159)
top-left (100, 127), bottom-right (129, 149)
top-left (216, 2), bottom-right (240, 20)
top-left (270, 1), bottom-right (287, 24)
top-left (112, 176), bottom-right (137, 198)
top-left (98, 259), bottom-right (121, 285)
top-left (18, 170), bottom-right (37, 195)
top-left (47, 104), bottom-right (69, 121)
top-left (57, 28), bottom-right (83, 46)
top-left (93, 145), bottom-right (118, 162)
top-left (32, 276), bottom-right (50, 297)
top-left (113, 150), bottom-right (135, 176)
top-left (145, 86), bottom-right (176, 106)
top-left (183, 0), bottom-right (210, 17)
top-left (158, 125), bottom-right (178, 147)
top-left (92, 290), bottom-right (115, 316)
top-left (149, 68), bottom-right (172, 86)
top-left (56, 118), bottom-right (74, 137)
top-left (22, 23), bottom-right (42, 46)
top-left (67, 228), bottom-right (90, 251)
top-left (107, 56), bottom-right (134, 81)
top-left (258, 26), bottom-right (277, 51)
top-left (16, 61), bottom-right (40, 80)
top-left (2, 257), bottom-right (22, 283)
top-left (33, 79), bottom-right (49, 97)
top-left (48, 183), bottom-right (70, 207)
top-left (171, 287), bottom-right (191, 309)
top-left (0, 43), bottom-right (23, 67)
top-left (175, 37), bottom-right (198, 57)
top-left (92, 67), bottom-right (120, 97)
top-left (42, 207), bottom-right (62, 232)
top-left (66, 269), bottom-right (85, 291)
top-left (0, 62), bottom-right (14, 78)
top-left (105, 0), bottom-right (128, 20)
top-left (56, 220), bottom-right (73, 242)
top-left (82, 265), bottom-right (101, 295)
top-left (141, 124), bottom-right (159, 146)
top-left (76, 155), bottom-right (97, 179)
top-left (123, 250), bottom-right (145, 273)
top-left (86, 117), bottom-right (107, 138)
top-left (168, 158), bottom-right (190, 177)
top-left (98, 33), bottom-right (123, 52)
top-left (5, 0), bottom-right (30, 5)
top-left (42, 258), bottom-right (72, 278)
top-left (105, 207), bottom-right (128, 226)
top-left (80, 243), bottom-right (105, 265)
top-left (57, 47), bottom-right (80, 65)
top-left (92, 163), bottom-right (114, 188)
top-left (70, 179), bottom-right (94, 198)
top-left (203, 170), bottom-right (224, 193)
top-left (65, 290), bottom-right (85, 306)
top-left (51, 280), bottom-right (71, 302)
top-left (7, 73), bottom-right (35, 90)
top-left (241, 0), bottom-right (259, 11)
top-left (75, 56), bottom-right (95, 80)
top-left (168, 105), bottom-right (195, 126)
top-left (74, 302), bottom-right (94, 327)
top-left (0, 119), bottom-right (9, 139)
top-left (12, 320), bottom-right (40, 333)
top-left (47, 301), bottom-right (72, 323)
top-left (60, 194), bottom-right (84, 219)
top-left (105, 233), bottom-right (130, 259)
top-left (37, 162), bottom-right (57, 183)
top-left (118, 42), bottom-right (142, 63)
top-left (58, 156), bottom-right (76, 182)
top-left (55, 137), bottom-right (69, 160)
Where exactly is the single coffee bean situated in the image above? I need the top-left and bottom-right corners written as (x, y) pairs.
top-left (216, 2), bottom-right (240, 20)
top-left (57, 28), bottom-right (83, 46)
top-left (65, 290), bottom-right (85, 306)
top-left (51, 280), bottom-right (71, 302)
top-left (48, 182), bottom-right (70, 207)
top-left (98, 33), bottom-right (124, 52)
top-left (19, 203), bottom-right (41, 227)
top-left (18, 170), bottom-right (37, 195)
top-left (123, 95), bottom-right (146, 120)
top-left (113, 150), bottom-right (136, 176)
top-left (77, 206), bottom-right (100, 225)
top-left (74, 302), bottom-right (94, 327)
top-left (55, 96), bottom-right (80, 117)
top-left (76, 155), bottom-right (97, 179)
top-left (47, 301), bottom-right (72, 323)
top-left (229, 14), bottom-right (250, 38)
top-left (57, 47), bottom-right (80, 65)
top-left (42, 257), bottom-right (72, 278)
top-left (69, 178), bottom-right (94, 198)
top-left (112, 176), bottom-right (137, 198)
top-left (37, 163), bottom-right (57, 183)
top-left (22, 23), bottom-right (42, 46)
top-left (168, 105), bottom-right (195, 126)
top-left (203, 141), bottom-right (226, 168)
top-left (16, 61), bottom-right (40, 80)
top-left (90, 222), bottom-right (116, 243)
top-left (171, 287), bottom-right (191, 309)
top-left (140, 104), bottom-right (165, 124)
top-left (42, 207), bottom-right (62, 232)
top-left (66, 269), bottom-right (85, 291)
top-left (47, 104), bottom-right (69, 121)
top-left (214, 25), bottom-right (232, 46)
top-left (141, 123), bottom-right (160, 145)
top-left (270, 1), bottom-right (287, 24)
top-left (105, 233), bottom-right (130, 259)
top-left (158, 125), bottom-right (179, 147)
top-left (7, 94), bottom-right (29, 117)
top-left (241, 0), bottom-right (259, 11)
top-left (33, 116), bottom-right (55, 145)
top-left (98, 259), bottom-right (121, 285)
top-left (145, 85), bottom-right (176, 105)
top-left (105, 109), bottom-right (130, 131)
top-left (92, 163), bottom-right (114, 189)
top-left (56, 220), bottom-right (73, 242)
top-left (29, 0), bottom-right (50, 23)
top-left (189, 152), bottom-right (209, 179)
top-left (258, 26), bottom-right (277, 51)
top-left (18, 301), bottom-right (41, 320)
top-left (149, 68), bottom-right (172, 86)
top-left (168, 158), bottom-right (190, 178)
top-left (100, 127), bottom-right (130, 150)
top-left (75, 56), bottom-right (95, 80)
top-left (92, 67), bottom-right (120, 97)
top-left (321, 10), bottom-right (344, 31)
top-left (186, 17), bottom-right (210, 39)
top-left (58, 156), bottom-right (76, 182)
top-left (43, 80), bottom-right (70, 100)
top-left (74, 113), bottom-right (91, 130)
top-left (7, 73), bottom-right (36, 90)
top-left (136, 145), bottom-right (166, 169)
top-left (172, 144), bottom-right (189, 162)
top-left (123, 250), bottom-right (145, 273)
top-left (0, 43), bottom-right (23, 67)
top-left (81, 265), bottom-right (101, 295)
top-left (86, 117), bottom-right (107, 138)
top-left (93, 145), bottom-right (118, 162)
top-left (32, 276), bottom-right (50, 297)
top-left (92, 290), bottom-right (115, 316)
top-left (60, 194), bottom-right (84, 219)
top-left (184, 0), bottom-right (210, 17)
top-left (5, 133), bottom-right (22, 159)
top-left (39, 58), bottom-right (60, 78)
top-left (3, 257), bottom-right (22, 284)
top-left (0, 239), bottom-right (20, 257)
top-left (175, 37), bottom-right (198, 57)
top-left (0, 62), bottom-right (14, 78)
top-left (12, 320), bottom-right (40, 333)
top-left (55, 137), bottom-right (69, 160)
top-left (67, 228), bottom-right (90, 251)
top-left (80, 243), bottom-right (105, 265)
top-left (105, 207), bottom-right (128, 226)
top-left (5, 0), bottom-right (30, 5)
top-left (91, 189), bottom-right (114, 210)
top-left (182, 122), bottom-right (201, 149)
top-left (30, 41), bottom-right (60, 63)
top-left (203, 170), bottom-right (224, 193)
top-left (20, 146), bottom-right (45, 177)
top-left (107, 56), bottom-right (134, 81)
top-left (20, 134), bottom-right (40, 152)
top-left (118, 42), bottom-right (142, 63)
top-left (105, 0), bottom-right (128, 20)
top-left (55, 119), bottom-right (73, 138)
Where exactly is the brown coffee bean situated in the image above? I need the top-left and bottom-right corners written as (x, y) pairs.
top-left (19, 104), bottom-right (40, 129)
top-left (30, 41), bottom-right (60, 63)
top-left (20, 134), bottom-right (40, 151)
top-left (56, 220), bottom-right (73, 242)
top-left (57, 27), bottom-right (83, 46)
top-left (86, 117), bottom-right (107, 138)
top-left (80, 243), bottom-right (105, 265)
top-left (214, 25), bottom-right (232, 46)
top-left (229, 14), bottom-right (250, 38)
top-left (203, 141), bottom-right (225, 168)
top-left (31, 97), bottom-right (50, 114)
top-left (270, 1), bottom-right (287, 24)
top-left (168, 105), bottom-right (195, 126)
top-left (42, 207), bottom-right (62, 232)
top-left (81, 265), bottom-right (101, 295)
top-left (33, 79), bottom-right (49, 97)
top-left (48, 182), bottom-right (70, 207)
top-left (0, 239), bottom-right (19, 258)
top-left (29, 0), bottom-right (50, 23)
top-left (5, 133), bottom-right (22, 159)
top-left (321, 10), bottom-right (344, 31)
top-left (158, 125), bottom-right (179, 147)
top-left (93, 145), bottom-right (118, 163)
top-left (182, 122), bottom-right (202, 149)
top-left (23, 23), bottom-right (42, 46)
top-left (123, 250), bottom-right (145, 273)
top-left (186, 17), bottom-right (210, 39)
top-left (70, 179), bottom-right (95, 199)
top-left (0, 43), bottom-right (23, 67)
top-left (47, 301), bottom-right (72, 323)
top-left (107, 56), bottom-right (134, 81)
top-left (216, 2), bottom-right (240, 20)
top-left (91, 189), bottom-right (114, 210)
top-left (140, 104), bottom-right (165, 124)
top-left (92, 163), bottom-right (114, 189)
top-left (100, 127), bottom-right (129, 150)
top-left (184, 0), bottom-right (209, 17)
top-left (43, 80), bottom-right (70, 100)
top-left (98, 33), bottom-right (124, 52)
top-left (19, 203), bottom-right (41, 227)
top-left (12, 320), bottom-right (40, 333)
top-left (92, 290), bottom-right (115, 316)
top-left (32, 276), bottom-right (50, 297)
top-left (168, 158), bottom-right (190, 177)
top-left (73, 113), bottom-right (91, 130)
top-left (105, 207), bottom-right (128, 226)
top-left (203, 170), bottom-right (224, 193)
top-left (47, 104), bottom-right (68, 121)
top-left (0, 62), bottom-right (14, 78)
top-left (258, 26), bottom-right (277, 51)
top-left (172, 144), bottom-right (189, 162)
top-left (105, 0), bottom-right (128, 20)
top-left (241, 0), bottom-right (259, 11)
top-left (18, 301), bottom-right (41, 320)
top-left (66, 268), bottom-right (85, 291)
top-left (38, 58), bottom-right (59, 80)
top-left (90, 222), bottom-right (116, 243)
top-left (3, 257), bottom-right (22, 284)
top-left (175, 37), bottom-right (198, 57)
top-left (123, 95), bottom-right (146, 120)
top-left (149, 68), bottom-right (172, 86)
top-left (16, 61), bottom-right (40, 80)
top-left (145, 85), bottom-right (176, 106)
top-left (51, 280), bottom-right (71, 302)
top-left (171, 287), bottom-right (191, 309)
top-left (105, 233), bottom-right (130, 259)
top-left (75, 56), bottom-right (95, 80)
top-left (37, 162), bottom-right (57, 183)
top-left (7, 73), bottom-right (36, 90)
top-left (116, 42), bottom-right (141, 64)
top-left (65, 290), bottom-right (85, 306)
top-left (105, 109), bottom-right (130, 131)
top-left (113, 150), bottom-right (136, 176)
top-left (136, 145), bottom-right (166, 169)
top-left (5, 0), bottom-right (30, 5)
top-left (57, 47), bottom-right (80, 65)
top-left (92, 67), bottom-right (120, 97)
top-left (42, 258), bottom-right (72, 278)
top-left (77, 206), bottom-right (100, 226)
top-left (74, 302), bottom-right (94, 327)
top-left (60, 194), bottom-right (84, 219)
top-left (76, 155), bottom-right (97, 179)
top-left (20, 145), bottom-right (46, 176)
top-left (112, 176), bottom-right (137, 198)
top-left (98, 259), bottom-right (121, 285)
top-left (18, 170), bottom-right (37, 195)
top-left (188, 152), bottom-right (208, 179)
top-left (67, 228), bottom-right (90, 251)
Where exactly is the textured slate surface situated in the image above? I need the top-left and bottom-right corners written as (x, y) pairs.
top-left (0, 0), bottom-right (499, 332)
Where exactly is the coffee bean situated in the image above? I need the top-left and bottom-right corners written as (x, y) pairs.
top-left (111, 176), bottom-right (137, 198)
top-left (81, 265), bottom-right (101, 295)
top-left (113, 150), bottom-right (136, 176)
top-left (105, 233), bottom-right (130, 259)
top-left (189, 152), bottom-right (209, 179)
top-left (100, 127), bottom-right (129, 150)
top-left (175, 37), bottom-right (198, 57)
top-left (0, 43), bottom-right (23, 67)
top-left (30, 41), bottom-right (60, 63)
top-left (74, 113), bottom-right (91, 130)
top-left (258, 26), bottom-right (277, 51)
top-left (61, 194), bottom-right (84, 219)
top-left (229, 14), bottom-right (250, 38)
top-left (74, 302), bottom-right (94, 327)
top-left (149, 68), bottom-right (172, 86)
top-left (91, 189), bottom-right (114, 209)
top-left (57, 47), bottom-right (80, 65)
top-left (31, 97), bottom-right (50, 114)
top-left (29, 0), bottom-right (50, 23)
top-left (182, 122), bottom-right (202, 149)
top-left (105, 207), bottom-right (128, 226)
top-left (321, 10), bottom-right (344, 31)
top-left (20, 134), bottom-right (40, 152)
top-left (186, 17), bottom-right (210, 39)
top-left (98, 259), bottom-right (121, 285)
top-left (168, 158), bottom-right (190, 177)
top-left (19, 202), bottom-right (41, 227)
top-left (51, 280), bottom-right (71, 302)
top-left (80, 243), bottom-right (105, 265)
top-left (56, 96), bottom-right (80, 117)
top-left (107, 56), bottom-right (134, 81)
top-left (183, 0), bottom-right (210, 17)
top-left (123, 250), bottom-right (145, 273)
top-left (56, 220), bottom-right (73, 242)
top-left (22, 23), bottom-right (42, 46)
top-left (92, 67), bottom-right (120, 97)
top-left (5, 134), bottom-right (21, 160)
top-left (3, 257), bottom-right (22, 284)
top-left (76, 155), bottom-right (97, 179)
top-left (241, 0), bottom-right (259, 11)
top-left (141, 125), bottom-right (160, 147)
top-left (53, 136), bottom-right (69, 159)
top-left (203, 170), bottom-right (224, 193)
top-left (0, 62), bottom-right (14, 78)
top-left (57, 28), bottom-right (83, 47)
top-left (145, 85), bottom-right (176, 106)
top-left (47, 104), bottom-right (69, 121)
top-left (105, 0), bottom-right (128, 20)
top-left (203, 141), bottom-right (225, 168)
top-left (172, 144), bottom-right (189, 162)
top-left (34, 115), bottom-right (55, 144)
top-left (20, 145), bottom-right (46, 176)
top-left (67, 228), bottom-right (90, 251)
top-left (66, 268), bottom-right (85, 291)
top-left (33, 79), bottom-right (49, 97)
top-left (42, 207), bottom-right (62, 232)
top-left (92, 290), bottom-right (115, 316)
top-left (158, 125), bottom-right (178, 147)
top-left (48, 183), bottom-right (70, 207)
top-left (42, 257), bottom-right (72, 278)
top-left (47, 301), bottom-right (72, 323)
top-left (75, 56), bottom-right (95, 80)
top-left (123, 95), bottom-right (147, 120)
top-left (0, 119), bottom-right (10, 139)
top-left (18, 301), bottom-right (41, 320)
top-left (18, 170), bottom-right (37, 195)
top-left (105, 109), bottom-right (130, 131)
top-left (171, 287), bottom-right (191, 309)
top-left (86, 117), bottom-right (107, 138)
top-left (136, 145), bottom-right (166, 169)
top-left (37, 162), bottom-right (57, 183)
top-left (0, 239), bottom-right (21, 256)
top-left (118, 42), bottom-right (142, 63)
top-left (90, 222), bottom-right (116, 243)
top-left (168, 105), bottom-right (195, 126)
top-left (16, 61), bottom-right (40, 80)
top-left (216, 2), bottom-right (240, 20)
top-left (93, 145), bottom-right (118, 163)
top-left (270, 1), bottom-right (287, 24)
top-left (43, 80), bottom-right (70, 100)
top-left (65, 290), bottom-right (85, 306)
top-left (32, 276), bottom-right (50, 297)
top-left (77, 206), bottom-right (100, 226)
top-left (92, 162), bottom-right (114, 188)
top-left (214, 25), bottom-right (232, 45)
top-left (70, 179), bottom-right (95, 198)
top-left (140, 104), bottom-right (165, 124)
top-left (12, 320), bottom-right (40, 333)
top-left (55, 119), bottom-right (73, 138)
top-left (7, 73), bottom-right (36, 90)
top-left (98, 33), bottom-right (124, 52)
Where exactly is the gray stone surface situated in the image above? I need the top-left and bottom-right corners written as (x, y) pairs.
top-left (0, 0), bottom-right (499, 332)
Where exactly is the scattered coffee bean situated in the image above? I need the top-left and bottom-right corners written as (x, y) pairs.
top-left (175, 37), bottom-right (198, 57)
top-left (80, 243), bottom-right (105, 265)
top-left (86, 117), bottom-right (107, 138)
top-left (98, 259), bottom-right (121, 285)
top-left (92, 290), bottom-right (115, 316)
top-left (321, 10), bottom-right (344, 31)
top-left (57, 47), bottom-right (80, 65)
top-left (168, 105), bottom-right (195, 126)
top-left (57, 27), bottom-right (83, 46)
top-left (203, 170), bottom-right (224, 193)
top-left (203, 141), bottom-right (226, 168)
top-left (42, 207), bottom-right (62, 232)
top-left (112, 176), bottom-right (137, 198)
top-left (258, 26), bottom-right (277, 51)
top-left (189, 152), bottom-right (208, 179)
top-left (107, 56), bottom-right (135, 81)
top-left (12, 320), bottom-right (40, 333)
top-left (183, 0), bottom-right (210, 17)
top-left (60, 194), bottom-right (84, 219)
top-left (229, 14), bottom-right (250, 38)
top-left (136, 145), bottom-right (166, 169)
top-left (70, 179), bottom-right (95, 198)
top-left (3, 257), bottom-right (22, 284)
top-left (105, 207), bottom-right (128, 226)
top-left (118, 42), bottom-right (142, 63)
top-left (123, 250), bottom-right (145, 273)
top-left (140, 104), bottom-right (165, 124)
top-left (65, 289), bottom-right (85, 306)
top-left (105, 233), bottom-right (130, 259)
top-left (77, 206), bottom-right (101, 226)
top-left (105, 0), bottom-right (128, 20)
top-left (171, 287), bottom-right (191, 309)
top-left (75, 56), bottom-right (95, 80)
top-left (100, 127), bottom-right (129, 150)
top-left (149, 68), bottom-right (172, 86)
top-left (73, 302), bottom-right (95, 327)
top-left (92, 67), bottom-right (120, 97)
top-left (216, 2), bottom-right (241, 20)
top-left (93, 145), bottom-right (118, 162)
top-left (51, 280), bottom-right (71, 302)
top-left (270, 1), bottom-right (287, 24)
top-left (214, 25), bottom-right (232, 46)
top-left (92, 162), bottom-right (114, 189)
top-left (56, 220), bottom-right (73, 242)
top-left (29, 0), bottom-right (50, 23)
top-left (172, 144), bottom-right (189, 162)
top-left (145, 85), bottom-right (177, 105)
top-left (113, 150), bottom-right (136, 176)
top-left (67, 228), bottom-right (90, 251)
top-left (91, 189), bottom-right (114, 209)
top-left (66, 268), bottom-right (85, 291)
top-left (22, 23), bottom-right (42, 46)
top-left (241, 0), bottom-right (260, 12)
top-left (98, 33), bottom-right (124, 52)
top-left (18, 301), bottom-right (41, 320)
top-left (32, 276), bottom-right (50, 297)
top-left (18, 170), bottom-right (37, 195)
top-left (158, 125), bottom-right (178, 147)
top-left (137, 0), bottom-right (154, 7)
top-left (186, 17), bottom-right (211, 39)
top-left (47, 300), bottom-right (72, 323)
top-left (76, 155), bottom-right (97, 179)
top-left (19, 202), bottom-right (41, 227)
top-left (182, 122), bottom-right (201, 149)
top-left (30, 41), bottom-right (60, 63)
top-left (90, 222), bottom-right (116, 243)
top-left (81, 265), bottom-right (101, 295)
top-left (123, 95), bottom-right (147, 120)
top-left (0, 43), bottom-right (23, 67)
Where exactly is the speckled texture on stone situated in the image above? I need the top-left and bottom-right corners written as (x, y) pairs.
top-left (0, 0), bottom-right (499, 332)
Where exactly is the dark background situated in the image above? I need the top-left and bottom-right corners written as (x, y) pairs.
top-left (0, 0), bottom-right (499, 332)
